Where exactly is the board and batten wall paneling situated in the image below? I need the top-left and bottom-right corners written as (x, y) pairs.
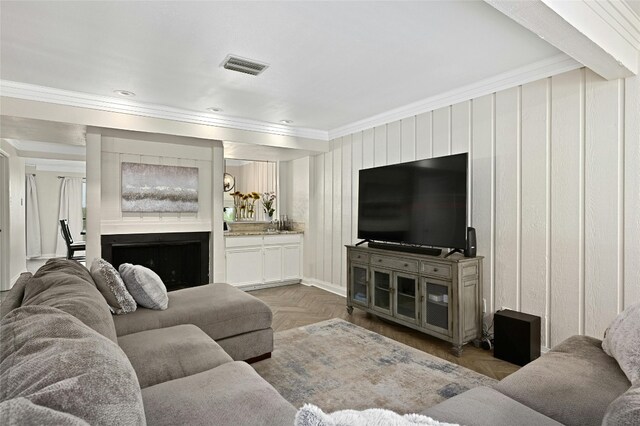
top-left (494, 87), bottom-right (520, 315)
top-left (584, 69), bottom-right (622, 339)
top-left (550, 68), bottom-right (584, 344)
top-left (306, 69), bottom-right (640, 347)
top-left (520, 78), bottom-right (550, 347)
top-left (416, 112), bottom-right (432, 160)
top-left (341, 135), bottom-right (353, 288)
top-left (624, 73), bottom-right (640, 309)
top-left (471, 94), bottom-right (496, 315)
top-left (332, 140), bottom-right (342, 288)
top-left (401, 117), bottom-right (416, 163)
top-left (351, 132), bottom-right (362, 243)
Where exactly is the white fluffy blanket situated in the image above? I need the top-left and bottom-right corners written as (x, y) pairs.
top-left (294, 404), bottom-right (460, 426)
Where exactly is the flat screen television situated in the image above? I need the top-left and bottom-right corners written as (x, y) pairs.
top-left (357, 153), bottom-right (468, 249)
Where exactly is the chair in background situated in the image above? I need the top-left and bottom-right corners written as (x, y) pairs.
top-left (60, 219), bottom-right (86, 260)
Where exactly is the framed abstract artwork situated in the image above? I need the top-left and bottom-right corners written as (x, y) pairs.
top-left (121, 162), bottom-right (199, 212)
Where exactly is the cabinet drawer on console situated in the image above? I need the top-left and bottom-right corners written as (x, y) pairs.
top-left (371, 255), bottom-right (418, 272)
top-left (421, 262), bottom-right (452, 279)
top-left (349, 251), bottom-right (369, 263)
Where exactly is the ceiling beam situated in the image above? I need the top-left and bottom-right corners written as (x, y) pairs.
top-left (485, 0), bottom-right (640, 79)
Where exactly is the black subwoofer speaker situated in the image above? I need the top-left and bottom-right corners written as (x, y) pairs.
top-left (494, 309), bottom-right (541, 366)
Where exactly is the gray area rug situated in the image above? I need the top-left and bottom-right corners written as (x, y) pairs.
top-left (252, 318), bottom-right (496, 414)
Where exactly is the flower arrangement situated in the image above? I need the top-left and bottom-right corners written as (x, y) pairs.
top-left (247, 192), bottom-right (260, 219)
top-left (230, 191), bottom-right (269, 220)
top-left (262, 192), bottom-right (276, 218)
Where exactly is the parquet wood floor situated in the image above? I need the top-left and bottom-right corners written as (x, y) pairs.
top-left (249, 284), bottom-right (520, 380)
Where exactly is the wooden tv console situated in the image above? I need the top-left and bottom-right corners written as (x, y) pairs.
top-left (346, 244), bottom-right (483, 356)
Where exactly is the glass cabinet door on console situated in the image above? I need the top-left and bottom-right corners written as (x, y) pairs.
top-left (394, 273), bottom-right (419, 324)
top-left (422, 278), bottom-right (452, 336)
top-left (371, 268), bottom-right (393, 316)
top-left (350, 263), bottom-right (369, 307)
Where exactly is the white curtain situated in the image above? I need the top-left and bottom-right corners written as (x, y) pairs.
top-left (56, 177), bottom-right (83, 257)
top-left (26, 174), bottom-right (42, 258)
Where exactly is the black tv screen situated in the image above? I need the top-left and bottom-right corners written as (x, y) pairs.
top-left (357, 153), bottom-right (468, 249)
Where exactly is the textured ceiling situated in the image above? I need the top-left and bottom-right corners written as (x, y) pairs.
top-left (0, 1), bottom-right (561, 132)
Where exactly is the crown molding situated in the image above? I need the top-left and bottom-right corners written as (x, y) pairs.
top-left (1, 53), bottom-right (582, 144)
top-left (328, 53), bottom-right (581, 140)
top-left (0, 81), bottom-right (329, 141)
top-left (584, 0), bottom-right (640, 50)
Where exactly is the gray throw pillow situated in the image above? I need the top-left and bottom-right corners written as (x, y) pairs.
top-left (90, 258), bottom-right (137, 315)
top-left (0, 305), bottom-right (146, 425)
top-left (602, 385), bottom-right (640, 426)
top-left (603, 301), bottom-right (640, 385)
top-left (119, 263), bottom-right (168, 310)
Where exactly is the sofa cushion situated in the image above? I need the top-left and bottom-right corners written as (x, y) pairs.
top-left (421, 387), bottom-right (562, 426)
top-left (216, 327), bottom-right (274, 361)
top-left (602, 301), bottom-right (640, 385)
top-left (90, 258), bottom-right (137, 315)
top-left (0, 398), bottom-right (89, 426)
top-left (113, 283), bottom-right (272, 342)
top-left (118, 324), bottom-right (233, 388)
top-left (119, 263), bottom-right (168, 310)
top-left (0, 272), bottom-right (31, 319)
top-left (21, 259), bottom-right (117, 342)
top-left (141, 361), bottom-right (296, 426)
top-left (0, 305), bottom-right (145, 425)
top-left (494, 335), bottom-right (631, 426)
top-left (603, 384), bottom-right (640, 426)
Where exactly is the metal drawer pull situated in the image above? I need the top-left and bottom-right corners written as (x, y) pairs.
top-left (378, 259), bottom-right (383, 262)
top-left (404, 263), bottom-right (409, 267)
top-left (434, 268), bottom-right (439, 272)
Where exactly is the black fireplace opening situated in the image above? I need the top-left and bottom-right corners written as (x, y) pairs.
top-left (101, 232), bottom-right (210, 292)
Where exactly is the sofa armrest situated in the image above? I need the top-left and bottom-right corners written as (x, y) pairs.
top-left (422, 387), bottom-right (562, 426)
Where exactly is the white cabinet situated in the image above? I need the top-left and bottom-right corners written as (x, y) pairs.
top-left (225, 233), bottom-right (303, 289)
top-left (263, 246), bottom-right (283, 283)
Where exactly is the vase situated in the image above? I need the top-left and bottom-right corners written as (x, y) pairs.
top-left (266, 214), bottom-right (274, 222)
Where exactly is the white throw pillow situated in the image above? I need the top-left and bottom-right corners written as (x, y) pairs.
top-left (90, 258), bottom-right (137, 315)
top-left (118, 264), bottom-right (168, 310)
top-left (602, 301), bottom-right (640, 385)
top-left (294, 404), bottom-right (458, 426)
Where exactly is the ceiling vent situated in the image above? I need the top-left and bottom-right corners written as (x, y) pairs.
top-left (221, 55), bottom-right (269, 76)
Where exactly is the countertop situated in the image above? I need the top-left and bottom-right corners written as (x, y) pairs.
top-left (224, 230), bottom-right (304, 237)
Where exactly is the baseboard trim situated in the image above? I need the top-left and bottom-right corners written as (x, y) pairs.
top-left (302, 278), bottom-right (347, 297)
top-left (237, 280), bottom-right (301, 292)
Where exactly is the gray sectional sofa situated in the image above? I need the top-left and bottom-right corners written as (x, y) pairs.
top-left (423, 334), bottom-right (633, 426)
top-left (0, 259), bottom-right (297, 425)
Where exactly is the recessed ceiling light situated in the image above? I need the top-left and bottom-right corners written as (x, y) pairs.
top-left (114, 89), bottom-right (136, 97)
top-left (206, 107), bottom-right (222, 112)
top-left (280, 120), bottom-right (293, 124)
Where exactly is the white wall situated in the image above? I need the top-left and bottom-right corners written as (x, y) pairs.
top-left (306, 68), bottom-right (640, 349)
top-left (0, 139), bottom-right (26, 289)
top-left (100, 136), bottom-right (213, 234)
